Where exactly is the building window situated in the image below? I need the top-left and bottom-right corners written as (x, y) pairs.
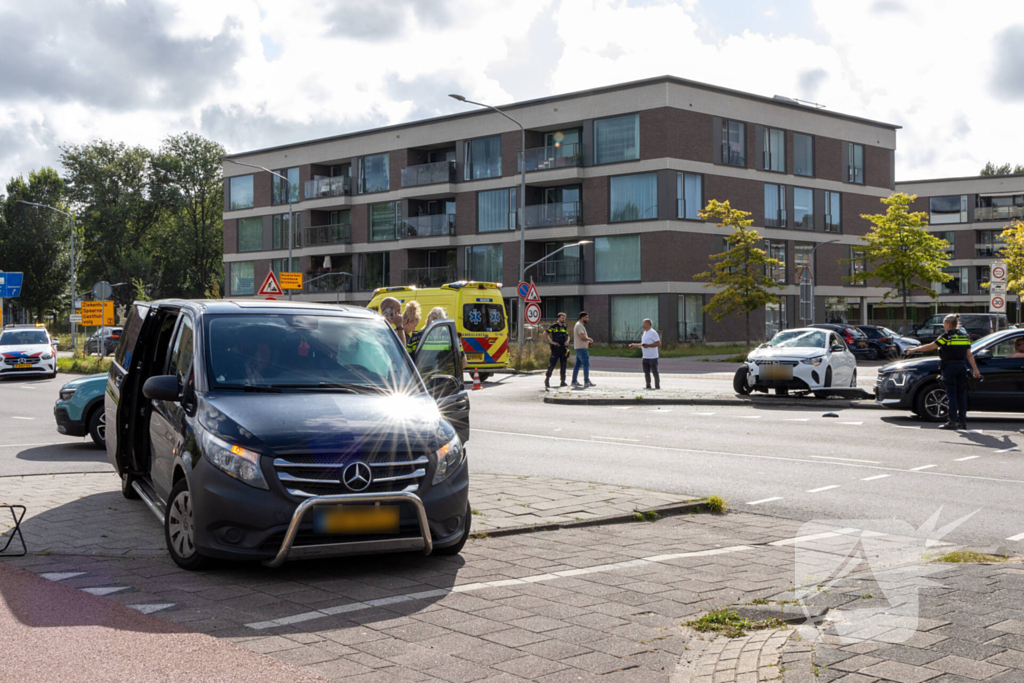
top-left (229, 261), bottom-right (254, 295)
top-left (793, 188), bottom-right (814, 230)
top-left (370, 201), bottom-right (400, 241)
top-left (846, 142), bottom-right (864, 184)
top-left (272, 214), bottom-right (301, 249)
top-left (543, 296), bottom-right (583, 321)
top-left (765, 183), bottom-right (787, 228)
top-left (977, 265), bottom-right (990, 292)
top-left (794, 133), bottom-right (813, 177)
top-left (272, 167), bottom-right (300, 205)
top-left (359, 252), bottom-right (390, 290)
top-left (934, 267), bottom-right (969, 296)
top-left (465, 244), bottom-right (503, 282)
top-left (846, 246), bottom-right (867, 285)
top-left (358, 153), bottom-right (390, 194)
top-left (929, 195), bottom-right (967, 224)
top-left (595, 234), bottom-right (641, 282)
top-left (976, 230), bottom-right (1004, 258)
top-left (593, 114), bottom-right (640, 165)
top-left (271, 257), bottom-right (300, 276)
top-left (465, 135), bottom-right (502, 180)
top-left (677, 173), bottom-right (703, 220)
top-left (721, 120), bottom-right (745, 167)
top-left (610, 294), bottom-right (659, 342)
top-left (932, 230), bottom-right (955, 257)
top-left (794, 242), bottom-right (814, 280)
top-left (229, 175), bottom-right (253, 210)
top-left (763, 127), bottom-right (785, 172)
top-left (678, 294), bottom-right (704, 342)
top-left (976, 192), bottom-right (1024, 222)
top-left (237, 217), bottom-right (263, 252)
top-left (477, 188), bottom-right (517, 233)
top-left (610, 172), bottom-right (657, 222)
top-left (824, 192), bottom-right (841, 232)
top-left (766, 240), bottom-right (787, 284)
top-left (765, 299), bottom-right (787, 339)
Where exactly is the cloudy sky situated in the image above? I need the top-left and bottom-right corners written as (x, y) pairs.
top-left (1, 0), bottom-right (1022, 184)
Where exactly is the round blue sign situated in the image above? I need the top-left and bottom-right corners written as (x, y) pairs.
top-left (517, 282), bottom-right (530, 298)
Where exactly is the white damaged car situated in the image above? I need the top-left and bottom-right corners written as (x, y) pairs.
top-left (0, 325), bottom-right (57, 379)
top-left (734, 327), bottom-right (857, 396)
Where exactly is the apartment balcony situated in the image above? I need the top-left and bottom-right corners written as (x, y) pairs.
top-left (765, 210), bottom-right (787, 229)
top-left (401, 266), bottom-right (457, 288)
top-left (304, 271), bottom-right (353, 295)
top-left (518, 144), bottom-right (583, 173)
top-left (533, 259), bottom-right (583, 284)
top-left (976, 205), bottom-right (1024, 222)
top-left (401, 160), bottom-right (457, 188)
top-left (305, 176), bottom-right (352, 199)
top-left (399, 214), bottom-right (456, 239)
top-left (522, 202), bottom-right (582, 229)
top-left (304, 222), bottom-right (352, 246)
top-left (357, 273), bottom-right (389, 291)
top-left (976, 242), bottom-right (1005, 259)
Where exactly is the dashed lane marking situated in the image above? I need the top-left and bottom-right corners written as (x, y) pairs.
top-left (807, 485), bottom-right (840, 493)
top-left (838, 421), bottom-right (863, 425)
top-left (610, 406), bottom-right (633, 410)
top-left (956, 456), bottom-right (981, 461)
top-left (593, 436), bottom-right (641, 442)
top-left (1007, 532), bottom-right (1024, 542)
top-left (782, 418), bottom-right (810, 422)
top-left (995, 448), bottom-right (1019, 453)
top-left (692, 412), bottom-right (716, 416)
top-left (82, 586), bottom-right (130, 596)
top-left (893, 425), bottom-right (921, 429)
top-left (861, 474), bottom-right (890, 481)
top-left (746, 497), bottom-right (784, 505)
top-left (11, 416), bottom-right (34, 420)
top-left (910, 465), bottom-right (937, 471)
top-left (0, 442), bottom-right (73, 449)
top-left (128, 603), bottom-right (175, 614)
top-left (41, 572), bottom-right (86, 581)
top-left (811, 456), bottom-right (881, 464)
top-left (737, 415), bottom-right (762, 419)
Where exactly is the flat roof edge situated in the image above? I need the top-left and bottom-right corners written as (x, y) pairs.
top-left (896, 172), bottom-right (1024, 185)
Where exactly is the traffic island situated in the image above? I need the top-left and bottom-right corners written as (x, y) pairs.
top-left (542, 385), bottom-right (881, 410)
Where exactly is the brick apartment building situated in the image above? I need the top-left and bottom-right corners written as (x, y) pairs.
top-left (221, 75), bottom-right (901, 343)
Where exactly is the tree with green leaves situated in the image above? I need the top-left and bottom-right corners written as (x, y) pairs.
top-left (842, 192), bottom-right (951, 324)
top-left (696, 199), bottom-right (782, 350)
top-left (988, 220), bottom-right (1024, 323)
top-left (0, 168), bottom-right (73, 321)
top-left (981, 162), bottom-right (1024, 176)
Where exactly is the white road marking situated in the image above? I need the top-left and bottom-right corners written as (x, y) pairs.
top-left (610, 406), bottom-right (633, 410)
top-left (811, 456), bottom-right (881, 464)
top-left (650, 408), bottom-right (673, 412)
top-left (910, 465), bottom-right (937, 471)
top-left (470, 429), bottom-right (1024, 485)
top-left (838, 421), bottom-right (864, 426)
top-left (1007, 532), bottom-right (1024, 542)
top-left (861, 474), bottom-right (890, 481)
top-left (782, 418), bottom-right (810, 422)
top-left (593, 436), bottom-right (641, 442)
top-left (995, 448), bottom-right (1019, 453)
top-left (893, 425), bottom-right (921, 429)
top-left (746, 497), bottom-right (784, 505)
top-left (692, 412), bottom-right (716, 416)
top-left (955, 456), bottom-right (981, 461)
top-left (20, 385), bottom-right (36, 389)
top-left (129, 603), bottom-right (175, 614)
top-left (41, 572), bottom-right (85, 581)
top-left (82, 586), bottom-right (129, 596)
top-left (769, 528), bottom-right (860, 547)
top-left (0, 442), bottom-right (72, 449)
top-left (737, 415), bottom-right (762, 419)
top-left (11, 416), bottom-right (34, 420)
top-left (807, 485), bottom-right (840, 493)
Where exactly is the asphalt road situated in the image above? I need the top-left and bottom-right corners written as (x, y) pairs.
top-left (5, 367), bottom-right (1024, 551)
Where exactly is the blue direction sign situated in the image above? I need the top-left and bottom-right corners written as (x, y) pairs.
top-left (0, 272), bottom-right (23, 298)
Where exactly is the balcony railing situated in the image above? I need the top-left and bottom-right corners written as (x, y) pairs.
top-left (304, 272), bottom-right (353, 294)
top-left (401, 266), bottom-right (457, 288)
top-left (533, 259), bottom-right (583, 284)
top-left (401, 160), bottom-right (456, 188)
top-left (765, 210), bottom-right (787, 228)
top-left (357, 273), bottom-right (389, 291)
top-left (522, 202), bottom-right (582, 229)
top-left (976, 205), bottom-right (1024, 222)
top-left (304, 223), bottom-right (351, 246)
top-left (518, 143), bottom-right (583, 173)
top-left (399, 214), bottom-right (456, 238)
top-left (304, 176), bottom-right (352, 199)
top-left (976, 242), bottom-right (1006, 258)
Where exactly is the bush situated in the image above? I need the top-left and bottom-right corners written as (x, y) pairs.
top-left (510, 338), bottom-right (574, 372)
top-left (58, 355), bottom-right (111, 375)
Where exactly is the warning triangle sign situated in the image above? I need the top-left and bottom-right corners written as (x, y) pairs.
top-left (525, 282), bottom-right (541, 303)
top-left (258, 270), bottom-right (284, 296)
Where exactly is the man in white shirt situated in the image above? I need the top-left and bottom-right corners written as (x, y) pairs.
top-left (629, 318), bottom-right (661, 389)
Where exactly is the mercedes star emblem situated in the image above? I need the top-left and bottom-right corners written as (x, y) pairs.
top-left (342, 461), bottom-right (372, 492)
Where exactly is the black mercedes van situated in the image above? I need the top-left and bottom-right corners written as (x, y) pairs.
top-left (105, 299), bottom-right (470, 570)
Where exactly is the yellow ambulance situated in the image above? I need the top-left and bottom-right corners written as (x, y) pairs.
top-left (367, 282), bottom-right (510, 379)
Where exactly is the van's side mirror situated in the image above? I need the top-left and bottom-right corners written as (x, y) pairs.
top-left (427, 375), bottom-right (462, 399)
top-left (143, 375), bottom-right (180, 402)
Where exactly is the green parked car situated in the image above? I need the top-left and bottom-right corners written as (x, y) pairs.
top-left (53, 373), bottom-right (107, 447)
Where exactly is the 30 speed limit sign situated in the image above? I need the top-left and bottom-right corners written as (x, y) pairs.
top-left (991, 295), bottom-right (1006, 312)
top-left (525, 302), bottom-right (542, 325)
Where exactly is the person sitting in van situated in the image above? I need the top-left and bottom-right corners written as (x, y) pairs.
top-left (1011, 337), bottom-right (1024, 358)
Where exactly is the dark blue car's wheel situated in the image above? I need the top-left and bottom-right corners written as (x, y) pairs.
top-left (914, 382), bottom-right (947, 422)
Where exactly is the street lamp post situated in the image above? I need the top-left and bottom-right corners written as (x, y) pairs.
top-left (226, 160), bottom-right (295, 300)
top-left (17, 200), bottom-right (76, 349)
top-left (449, 94), bottom-right (527, 360)
top-left (523, 240), bottom-right (592, 275)
top-left (808, 239), bottom-right (840, 323)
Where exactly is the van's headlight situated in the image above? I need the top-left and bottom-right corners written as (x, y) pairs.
top-left (801, 356), bottom-right (825, 366)
top-left (202, 431), bottom-right (268, 490)
top-left (432, 435), bottom-right (465, 485)
top-left (888, 372), bottom-right (907, 387)
top-left (59, 386), bottom-right (76, 401)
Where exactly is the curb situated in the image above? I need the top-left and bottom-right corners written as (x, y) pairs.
top-left (472, 499), bottom-right (707, 538)
top-left (542, 395), bottom-right (882, 410)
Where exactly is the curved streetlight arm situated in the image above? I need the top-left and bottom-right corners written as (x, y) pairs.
top-left (524, 241), bottom-right (592, 272)
top-left (16, 199), bottom-right (71, 218)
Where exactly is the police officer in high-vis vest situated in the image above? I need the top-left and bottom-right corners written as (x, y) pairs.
top-left (543, 312), bottom-right (570, 390)
top-left (907, 313), bottom-right (981, 430)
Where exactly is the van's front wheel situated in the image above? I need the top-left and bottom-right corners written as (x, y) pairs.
top-left (165, 479), bottom-right (210, 570)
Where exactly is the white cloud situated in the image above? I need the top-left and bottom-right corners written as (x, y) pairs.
top-left (0, 0), bottom-right (1022, 183)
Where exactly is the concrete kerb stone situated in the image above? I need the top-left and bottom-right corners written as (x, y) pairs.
top-left (476, 499), bottom-right (710, 539)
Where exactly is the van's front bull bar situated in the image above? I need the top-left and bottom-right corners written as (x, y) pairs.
top-left (264, 491), bottom-right (433, 568)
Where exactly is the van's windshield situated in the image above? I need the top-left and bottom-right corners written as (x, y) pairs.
top-left (204, 315), bottom-right (417, 391)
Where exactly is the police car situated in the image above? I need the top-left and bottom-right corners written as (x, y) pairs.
top-left (0, 325), bottom-right (58, 379)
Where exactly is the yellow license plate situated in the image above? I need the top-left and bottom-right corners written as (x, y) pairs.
top-left (762, 365), bottom-right (793, 381)
top-left (314, 505), bottom-right (399, 534)
top-left (467, 354), bottom-right (484, 362)
top-left (14, 364), bottom-right (31, 369)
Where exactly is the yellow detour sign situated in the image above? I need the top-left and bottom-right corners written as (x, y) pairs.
top-left (81, 301), bottom-right (115, 326)
top-left (280, 272), bottom-right (303, 290)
